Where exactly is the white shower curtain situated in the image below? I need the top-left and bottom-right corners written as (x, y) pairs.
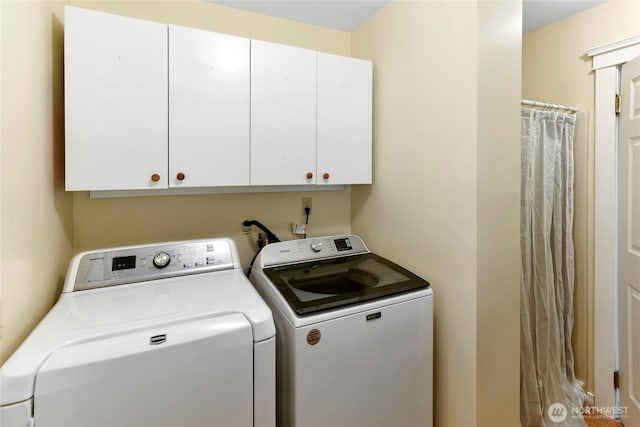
top-left (520, 108), bottom-right (586, 427)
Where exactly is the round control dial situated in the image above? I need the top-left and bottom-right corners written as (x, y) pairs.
top-left (310, 240), bottom-right (323, 252)
top-left (153, 252), bottom-right (171, 269)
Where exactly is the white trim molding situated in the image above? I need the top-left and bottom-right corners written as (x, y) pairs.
top-left (587, 35), bottom-right (640, 70)
top-left (587, 34), bottom-right (640, 412)
top-left (89, 184), bottom-right (346, 199)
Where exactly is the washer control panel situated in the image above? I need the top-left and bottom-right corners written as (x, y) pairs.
top-left (310, 240), bottom-right (324, 252)
top-left (73, 239), bottom-right (234, 291)
top-left (261, 235), bottom-right (369, 267)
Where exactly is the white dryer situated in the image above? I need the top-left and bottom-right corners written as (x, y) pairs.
top-left (249, 235), bottom-right (433, 427)
top-left (0, 238), bottom-right (275, 427)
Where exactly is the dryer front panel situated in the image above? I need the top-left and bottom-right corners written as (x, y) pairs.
top-left (34, 313), bottom-right (253, 427)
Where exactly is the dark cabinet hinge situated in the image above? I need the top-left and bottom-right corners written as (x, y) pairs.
top-left (614, 370), bottom-right (620, 390)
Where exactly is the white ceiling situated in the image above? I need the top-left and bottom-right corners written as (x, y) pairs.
top-left (522, 0), bottom-right (606, 33)
top-left (209, 0), bottom-right (389, 32)
top-left (208, 0), bottom-right (607, 33)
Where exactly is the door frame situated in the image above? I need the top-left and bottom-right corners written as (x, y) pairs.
top-left (587, 34), bottom-right (640, 412)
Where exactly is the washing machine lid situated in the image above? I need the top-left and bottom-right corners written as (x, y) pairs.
top-left (0, 269), bottom-right (274, 406)
top-left (263, 253), bottom-right (430, 315)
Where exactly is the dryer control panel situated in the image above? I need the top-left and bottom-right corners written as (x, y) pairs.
top-left (71, 239), bottom-right (236, 291)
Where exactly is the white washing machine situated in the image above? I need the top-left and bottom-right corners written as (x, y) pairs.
top-left (249, 235), bottom-right (433, 427)
top-left (0, 238), bottom-right (275, 427)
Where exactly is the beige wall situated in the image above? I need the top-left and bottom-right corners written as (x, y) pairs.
top-left (351, 1), bottom-right (521, 426)
top-left (73, 190), bottom-right (352, 269)
top-left (0, 0), bottom-right (353, 363)
top-left (2, 1), bottom-right (524, 425)
top-left (522, 0), bottom-right (640, 392)
top-left (0, 1), bottom-right (74, 364)
top-left (1, 0), bottom-right (3, 348)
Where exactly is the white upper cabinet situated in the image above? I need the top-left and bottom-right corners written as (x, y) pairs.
top-left (250, 40), bottom-right (317, 185)
top-left (65, 6), bottom-right (168, 191)
top-left (317, 53), bottom-right (373, 185)
top-left (64, 7), bottom-right (372, 192)
top-left (169, 25), bottom-right (250, 187)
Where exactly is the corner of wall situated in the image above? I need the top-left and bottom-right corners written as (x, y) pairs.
top-left (1, 0), bottom-right (75, 364)
top-left (476, 0), bottom-right (522, 425)
top-left (0, 0), bottom-right (5, 361)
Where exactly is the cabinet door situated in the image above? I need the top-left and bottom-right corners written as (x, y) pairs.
top-left (169, 26), bottom-right (250, 187)
top-left (317, 53), bottom-right (372, 185)
top-left (251, 40), bottom-right (317, 185)
top-left (64, 7), bottom-right (168, 191)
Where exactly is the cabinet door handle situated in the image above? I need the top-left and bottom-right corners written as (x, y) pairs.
top-left (176, 172), bottom-right (185, 181)
top-left (323, 172), bottom-right (330, 180)
top-left (151, 174), bottom-right (161, 182)
top-left (306, 172), bottom-right (314, 179)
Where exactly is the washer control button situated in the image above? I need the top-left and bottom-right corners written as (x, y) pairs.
top-left (310, 240), bottom-right (323, 252)
top-left (153, 252), bottom-right (171, 269)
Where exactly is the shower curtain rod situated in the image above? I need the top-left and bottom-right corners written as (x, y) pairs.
top-left (521, 99), bottom-right (579, 113)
